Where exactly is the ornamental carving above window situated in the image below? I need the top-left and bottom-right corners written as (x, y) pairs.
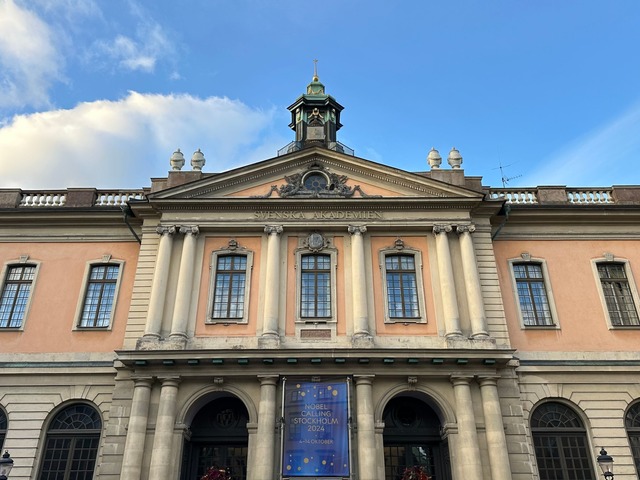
top-left (253, 163), bottom-right (380, 198)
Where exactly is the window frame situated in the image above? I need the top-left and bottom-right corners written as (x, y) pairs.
top-left (591, 257), bottom-right (640, 328)
top-left (0, 407), bottom-right (7, 451)
top-left (295, 246), bottom-right (337, 324)
top-left (0, 258), bottom-right (40, 331)
top-left (206, 248), bottom-right (254, 325)
top-left (507, 256), bottom-right (559, 329)
top-left (625, 401), bottom-right (640, 477)
top-left (379, 247), bottom-right (427, 324)
top-left (73, 258), bottom-right (124, 331)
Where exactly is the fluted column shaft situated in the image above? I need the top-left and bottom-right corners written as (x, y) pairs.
top-left (451, 376), bottom-right (483, 480)
top-left (349, 225), bottom-right (369, 337)
top-left (457, 225), bottom-right (489, 338)
top-left (144, 226), bottom-right (175, 338)
top-left (479, 377), bottom-right (512, 480)
top-left (148, 377), bottom-right (181, 479)
top-left (433, 225), bottom-right (461, 336)
top-left (262, 225), bottom-right (283, 339)
top-left (120, 377), bottom-right (153, 480)
top-left (251, 375), bottom-right (278, 480)
top-left (170, 226), bottom-right (199, 339)
top-left (355, 375), bottom-right (377, 480)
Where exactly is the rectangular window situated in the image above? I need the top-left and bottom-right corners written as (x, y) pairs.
top-left (0, 265), bottom-right (36, 328)
top-left (212, 255), bottom-right (247, 319)
top-left (513, 263), bottom-right (553, 326)
top-left (598, 263), bottom-right (640, 326)
top-left (385, 255), bottom-right (419, 318)
top-left (300, 254), bottom-right (331, 318)
top-left (79, 264), bottom-right (119, 327)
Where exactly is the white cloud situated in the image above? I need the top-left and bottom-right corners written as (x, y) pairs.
top-left (91, 15), bottom-right (176, 73)
top-left (0, 0), bottom-right (64, 109)
top-left (521, 102), bottom-right (640, 186)
top-left (0, 92), bottom-right (287, 189)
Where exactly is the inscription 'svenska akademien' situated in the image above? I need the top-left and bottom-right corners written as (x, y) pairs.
top-left (254, 210), bottom-right (383, 220)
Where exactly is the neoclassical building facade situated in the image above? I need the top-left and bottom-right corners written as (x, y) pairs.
top-left (1, 75), bottom-right (640, 480)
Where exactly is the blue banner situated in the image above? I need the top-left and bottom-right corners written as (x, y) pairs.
top-left (282, 380), bottom-right (350, 477)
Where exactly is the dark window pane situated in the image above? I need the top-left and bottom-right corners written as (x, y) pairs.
top-left (598, 263), bottom-right (639, 325)
top-left (513, 263), bottom-right (553, 326)
top-left (212, 255), bottom-right (247, 319)
top-left (386, 255), bottom-right (419, 318)
top-left (80, 264), bottom-right (119, 328)
top-left (0, 265), bottom-right (36, 328)
top-left (300, 254), bottom-right (331, 318)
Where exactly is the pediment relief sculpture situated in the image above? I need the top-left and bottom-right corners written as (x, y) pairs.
top-left (252, 163), bottom-right (380, 199)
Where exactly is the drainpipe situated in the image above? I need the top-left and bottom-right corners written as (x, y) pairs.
top-left (491, 203), bottom-right (511, 241)
top-left (121, 204), bottom-right (141, 244)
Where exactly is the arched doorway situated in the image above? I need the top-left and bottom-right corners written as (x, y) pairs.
top-left (383, 395), bottom-right (451, 480)
top-left (182, 396), bottom-right (249, 480)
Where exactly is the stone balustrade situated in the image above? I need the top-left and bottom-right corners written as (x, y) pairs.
top-left (0, 188), bottom-right (147, 208)
top-left (488, 186), bottom-right (638, 205)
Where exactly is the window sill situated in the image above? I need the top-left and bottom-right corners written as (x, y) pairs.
top-left (206, 319), bottom-right (247, 325)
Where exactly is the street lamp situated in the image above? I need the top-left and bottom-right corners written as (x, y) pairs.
top-left (596, 448), bottom-right (614, 480)
top-left (0, 450), bottom-right (13, 480)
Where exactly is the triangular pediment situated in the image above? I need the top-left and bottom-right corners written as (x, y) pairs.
top-left (149, 148), bottom-right (483, 204)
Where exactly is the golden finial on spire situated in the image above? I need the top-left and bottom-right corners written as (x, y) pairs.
top-left (313, 59), bottom-right (319, 81)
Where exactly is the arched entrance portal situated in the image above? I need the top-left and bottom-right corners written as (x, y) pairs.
top-left (182, 396), bottom-right (249, 480)
top-left (383, 396), bottom-right (451, 480)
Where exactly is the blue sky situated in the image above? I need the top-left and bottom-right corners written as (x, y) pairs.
top-left (1, 0), bottom-right (639, 189)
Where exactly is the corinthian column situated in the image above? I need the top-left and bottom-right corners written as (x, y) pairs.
top-left (261, 225), bottom-right (283, 346)
top-left (451, 376), bottom-right (483, 480)
top-left (433, 225), bottom-right (462, 337)
top-left (251, 375), bottom-right (278, 480)
top-left (457, 225), bottom-right (489, 338)
top-left (479, 377), bottom-right (512, 480)
top-left (143, 225), bottom-right (176, 338)
top-left (148, 377), bottom-right (181, 479)
top-left (348, 225), bottom-right (372, 345)
top-left (120, 377), bottom-right (153, 480)
top-left (354, 375), bottom-right (377, 480)
top-left (169, 225), bottom-right (199, 340)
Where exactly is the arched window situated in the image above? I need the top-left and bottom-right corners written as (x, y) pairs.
top-left (530, 402), bottom-right (594, 480)
top-left (625, 402), bottom-right (640, 475)
top-left (38, 404), bottom-right (102, 480)
top-left (0, 408), bottom-right (7, 450)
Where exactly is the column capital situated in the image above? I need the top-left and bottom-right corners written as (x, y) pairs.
top-left (158, 376), bottom-right (182, 387)
top-left (353, 374), bottom-right (375, 386)
top-left (450, 374), bottom-right (474, 386)
top-left (456, 224), bottom-right (476, 234)
top-left (179, 225), bottom-right (200, 236)
top-left (264, 225), bottom-right (283, 235)
top-left (477, 376), bottom-right (500, 387)
top-left (130, 375), bottom-right (154, 387)
top-left (156, 224), bottom-right (176, 236)
top-left (348, 225), bottom-right (367, 235)
top-left (258, 375), bottom-right (279, 386)
top-left (433, 224), bottom-right (453, 235)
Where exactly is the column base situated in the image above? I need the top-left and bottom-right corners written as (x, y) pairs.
top-left (351, 333), bottom-right (374, 348)
top-left (258, 334), bottom-right (280, 348)
top-left (136, 335), bottom-right (162, 350)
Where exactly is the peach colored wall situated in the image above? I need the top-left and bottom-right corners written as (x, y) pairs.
top-left (194, 236), bottom-right (262, 336)
top-left (370, 236), bottom-right (438, 336)
top-left (229, 179), bottom-right (408, 198)
top-left (1, 242), bottom-right (138, 353)
top-left (285, 235), bottom-right (346, 335)
top-left (494, 239), bottom-right (640, 352)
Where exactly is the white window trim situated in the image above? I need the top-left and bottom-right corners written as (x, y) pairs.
top-left (72, 257), bottom-right (124, 331)
top-left (591, 256), bottom-right (640, 329)
top-left (0, 257), bottom-right (41, 331)
top-left (379, 247), bottom-right (428, 324)
top-left (507, 256), bottom-right (560, 329)
top-left (206, 248), bottom-right (254, 324)
top-left (295, 246), bottom-right (338, 324)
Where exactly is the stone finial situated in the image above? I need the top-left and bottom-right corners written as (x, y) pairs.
top-left (427, 147), bottom-right (442, 169)
top-left (170, 149), bottom-right (185, 171)
top-left (447, 147), bottom-right (463, 169)
top-left (191, 149), bottom-right (206, 171)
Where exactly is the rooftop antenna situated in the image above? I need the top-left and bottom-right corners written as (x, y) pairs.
top-left (494, 162), bottom-right (522, 187)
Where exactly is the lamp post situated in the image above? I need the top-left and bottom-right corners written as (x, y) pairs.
top-left (0, 450), bottom-right (13, 480)
top-left (596, 448), bottom-right (614, 480)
